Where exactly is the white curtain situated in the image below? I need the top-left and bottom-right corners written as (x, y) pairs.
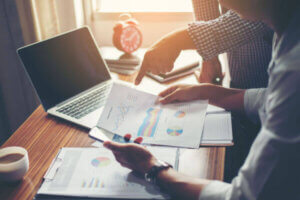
top-left (16, 0), bottom-right (61, 43)
top-left (0, 0), bottom-right (84, 144)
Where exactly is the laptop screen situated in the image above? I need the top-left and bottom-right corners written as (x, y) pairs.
top-left (18, 27), bottom-right (111, 110)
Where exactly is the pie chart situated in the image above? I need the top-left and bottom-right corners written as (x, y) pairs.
top-left (174, 111), bottom-right (186, 118)
top-left (91, 157), bottom-right (110, 167)
top-left (166, 126), bottom-right (183, 136)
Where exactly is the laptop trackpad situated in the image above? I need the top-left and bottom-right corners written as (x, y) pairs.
top-left (80, 107), bottom-right (104, 128)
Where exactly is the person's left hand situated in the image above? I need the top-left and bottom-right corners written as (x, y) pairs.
top-left (158, 84), bottom-right (210, 104)
top-left (195, 57), bottom-right (224, 85)
top-left (103, 141), bottom-right (157, 174)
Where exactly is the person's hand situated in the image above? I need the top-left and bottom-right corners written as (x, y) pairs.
top-left (158, 84), bottom-right (210, 104)
top-left (135, 36), bottom-right (181, 85)
top-left (194, 57), bottom-right (224, 85)
top-left (135, 28), bottom-right (196, 85)
top-left (103, 141), bottom-right (157, 174)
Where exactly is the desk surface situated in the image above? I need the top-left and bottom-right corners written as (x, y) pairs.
top-left (0, 73), bottom-right (225, 200)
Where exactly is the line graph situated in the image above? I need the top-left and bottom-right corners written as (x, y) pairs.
top-left (113, 104), bottom-right (132, 131)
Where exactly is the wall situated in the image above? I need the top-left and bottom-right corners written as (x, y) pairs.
top-left (91, 12), bottom-right (194, 47)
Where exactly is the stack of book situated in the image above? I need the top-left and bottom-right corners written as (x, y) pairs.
top-left (99, 47), bottom-right (201, 82)
top-left (99, 46), bottom-right (147, 75)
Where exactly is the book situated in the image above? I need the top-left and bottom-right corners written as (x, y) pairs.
top-left (146, 50), bottom-right (201, 83)
top-left (99, 46), bottom-right (146, 65)
top-left (99, 47), bottom-right (201, 81)
top-left (108, 67), bottom-right (137, 75)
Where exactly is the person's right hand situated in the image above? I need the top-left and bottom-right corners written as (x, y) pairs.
top-left (103, 141), bottom-right (157, 175)
top-left (135, 28), bottom-right (196, 85)
top-left (135, 37), bottom-right (181, 85)
top-left (194, 57), bottom-right (224, 85)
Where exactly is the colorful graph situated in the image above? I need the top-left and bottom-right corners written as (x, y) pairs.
top-left (81, 177), bottom-right (105, 188)
top-left (137, 108), bottom-right (162, 137)
top-left (166, 126), bottom-right (183, 136)
top-left (91, 157), bottom-right (110, 167)
top-left (174, 111), bottom-right (186, 118)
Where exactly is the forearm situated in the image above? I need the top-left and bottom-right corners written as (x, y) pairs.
top-left (199, 84), bottom-right (245, 112)
top-left (155, 27), bottom-right (196, 51)
top-left (157, 168), bottom-right (210, 200)
top-left (188, 10), bottom-right (272, 60)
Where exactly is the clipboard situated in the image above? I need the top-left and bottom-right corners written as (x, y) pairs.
top-left (35, 147), bottom-right (179, 200)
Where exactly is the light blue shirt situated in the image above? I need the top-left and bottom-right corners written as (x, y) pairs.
top-left (199, 8), bottom-right (300, 200)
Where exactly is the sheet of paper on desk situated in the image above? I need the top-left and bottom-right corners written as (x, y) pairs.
top-left (38, 147), bottom-right (177, 199)
top-left (97, 83), bottom-right (208, 148)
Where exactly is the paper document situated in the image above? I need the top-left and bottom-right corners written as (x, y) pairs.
top-left (201, 112), bottom-right (233, 146)
top-left (91, 111), bottom-right (233, 148)
top-left (38, 147), bottom-right (178, 199)
top-left (97, 83), bottom-right (208, 148)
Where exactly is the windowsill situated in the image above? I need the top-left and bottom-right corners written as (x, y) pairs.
top-left (93, 10), bottom-right (194, 22)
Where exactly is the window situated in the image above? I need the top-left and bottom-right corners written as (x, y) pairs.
top-left (95, 0), bottom-right (193, 13)
top-left (89, 0), bottom-right (194, 47)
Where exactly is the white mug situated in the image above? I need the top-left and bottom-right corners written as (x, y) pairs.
top-left (0, 146), bottom-right (29, 182)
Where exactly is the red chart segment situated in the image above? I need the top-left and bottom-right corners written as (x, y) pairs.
top-left (174, 111), bottom-right (186, 118)
top-left (166, 126), bottom-right (183, 136)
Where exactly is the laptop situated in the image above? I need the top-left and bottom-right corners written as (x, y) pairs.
top-left (17, 27), bottom-right (114, 129)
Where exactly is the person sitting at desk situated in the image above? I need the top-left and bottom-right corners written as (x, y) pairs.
top-left (188, 0), bottom-right (273, 183)
top-left (104, 0), bottom-right (300, 199)
top-left (135, 0), bottom-right (273, 183)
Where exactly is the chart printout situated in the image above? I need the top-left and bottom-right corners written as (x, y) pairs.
top-left (38, 147), bottom-right (176, 199)
top-left (97, 83), bottom-right (208, 148)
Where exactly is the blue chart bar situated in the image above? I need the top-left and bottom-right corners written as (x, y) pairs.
top-left (81, 180), bottom-right (86, 188)
top-left (81, 178), bottom-right (105, 189)
top-left (137, 108), bottom-right (162, 137)
top-left (88, 178), bottom-right (94, 188)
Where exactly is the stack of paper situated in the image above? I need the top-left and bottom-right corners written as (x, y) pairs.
top-left (201, 112), bottom-right (233, 146)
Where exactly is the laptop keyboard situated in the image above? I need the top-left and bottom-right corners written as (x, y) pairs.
top-left (56, 85), bottom-right (111, 119)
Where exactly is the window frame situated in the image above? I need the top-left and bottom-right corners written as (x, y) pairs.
top-left (93, 12), bottom-right (193, 22)
top-left (92, 0), bottom-right (194, 22)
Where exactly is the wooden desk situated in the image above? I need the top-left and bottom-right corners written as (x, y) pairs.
top-left (0, 73), bottom-right (225, 200)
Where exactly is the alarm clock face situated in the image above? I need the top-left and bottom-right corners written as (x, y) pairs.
top-left (120, 25), bottom-right (142, 53)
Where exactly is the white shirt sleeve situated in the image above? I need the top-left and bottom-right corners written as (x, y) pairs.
top-left (243, 88), bottom-right (267, 123)
top-left (199, 68), bottom-right (300, 200)
top-left (199, 181), bottom-right (232, 200)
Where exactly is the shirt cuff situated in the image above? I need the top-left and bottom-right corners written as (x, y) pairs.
top-left (199, 181), bottom-right (232, 200)
top-left (188, 21), bottom-right (218, 61)
top-left (244, 88), bottom-right (266, 123)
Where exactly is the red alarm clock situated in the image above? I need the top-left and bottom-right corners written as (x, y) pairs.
top-left (113, 14), bottom-right (143, 54)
